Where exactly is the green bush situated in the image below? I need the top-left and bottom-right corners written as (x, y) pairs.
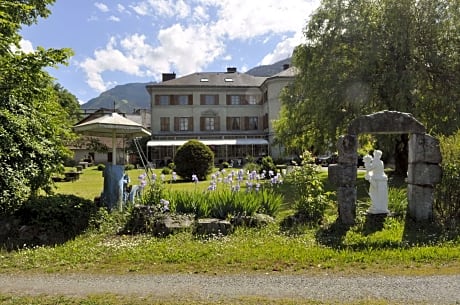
top-left (174, 140), bottom-right (214, 181)
top-left (139, 179), bottom-right (165, 207)
top-left (124, 164), bottom-right (135, 171)
top-left (285, 151), bottom-right (332, 223)
top-left (260, 156), bottom-right (277, 177)
top-left (435, 130), bottom-right (460, 229)
top-left (161, 167), bottom-right (172, 175)
top-left (3, 195), bottom-right (98, 248)
top-left (243, 162), bottom-right (261, 174)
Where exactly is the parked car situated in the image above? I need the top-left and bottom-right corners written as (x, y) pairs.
top-left (315, 153), bottom-right (338, 167)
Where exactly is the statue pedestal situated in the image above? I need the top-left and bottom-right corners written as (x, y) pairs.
top-left (102, 164), bottom-right (124, 211)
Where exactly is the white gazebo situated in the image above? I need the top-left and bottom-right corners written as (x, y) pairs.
top-left (73, 112), bottom-right (151, 210)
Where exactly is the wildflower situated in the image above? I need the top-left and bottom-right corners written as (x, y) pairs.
top-left (172, 172), bottom-right (177, 181)
top-left (160, 199), bottom-right (170, 212)
top-left (192, 174), bottom-right (199, 183)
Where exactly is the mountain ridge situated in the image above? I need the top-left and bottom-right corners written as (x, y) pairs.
top-left (80, 57), bottom-right (292, 113)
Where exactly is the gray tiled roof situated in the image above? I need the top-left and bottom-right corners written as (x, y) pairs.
top-left (150, 72), bottom-right (267, 88)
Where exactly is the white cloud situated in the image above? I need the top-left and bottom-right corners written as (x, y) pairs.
top-left (94, 2), bottom-right (109, 13)
top-left (80, 0), bottom-right (319, 92)
top-left (108, 15), bottom-right (120, 22)
top-left (18, 39), bottom-right (34, 53)
top-left (260, 32), bottom-right (305, 65)
top-left (131, 0), bottom-right (190, 19)
top-left (117, 4), bottom-right (126, 13)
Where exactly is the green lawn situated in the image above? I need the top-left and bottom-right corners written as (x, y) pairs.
top-left (1, 165), bottom-right (459, 304)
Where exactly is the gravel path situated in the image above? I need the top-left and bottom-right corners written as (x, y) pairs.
top-left (0, 273), bottom-right (459, 303)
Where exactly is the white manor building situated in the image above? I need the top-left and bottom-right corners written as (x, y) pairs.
top-left (145, 65), bottom-right (295, 167)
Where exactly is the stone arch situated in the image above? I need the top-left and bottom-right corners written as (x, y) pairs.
top-left (328, 110), bottom-right (442, 225)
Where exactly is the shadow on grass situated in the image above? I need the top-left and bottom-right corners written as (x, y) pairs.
top-left (0, 194), bottom-right (99, 251)
top-left (314, 219), bottom-right (352, 249)
top-left (402, 215), bottom-right (459, 245)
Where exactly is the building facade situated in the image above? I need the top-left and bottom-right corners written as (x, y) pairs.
top-left (146, 66), bottom-right (295, 167)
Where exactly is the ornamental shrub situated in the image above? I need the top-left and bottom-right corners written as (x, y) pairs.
top-left (434, 130), bottom-right (460, 229)
top-left (174, 140), bottom-right (214, 181)
top-left (285, 151), bottom-right (332, 224)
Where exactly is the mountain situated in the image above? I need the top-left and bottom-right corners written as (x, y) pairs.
top-left (80, 57), bottom-right (292, 112)
top-left (245, 57), bottom-right (292, 76)
top-left (80, 82), bottom-right (155, 113)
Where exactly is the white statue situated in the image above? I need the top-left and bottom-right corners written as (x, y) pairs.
top-left (363, 150), bottom-right (389, 214)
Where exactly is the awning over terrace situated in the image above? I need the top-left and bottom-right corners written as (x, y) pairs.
top-left (147, 138), bottom-right (268, 147)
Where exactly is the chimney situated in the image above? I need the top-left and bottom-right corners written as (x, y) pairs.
top-left (283, 64), bottom-right (290, 70)
top-left (226, 67), bottom-right (237, 73)
top-left (162, 73), bottom-right (176, 82)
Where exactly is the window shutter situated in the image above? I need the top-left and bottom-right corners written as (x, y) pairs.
top-left (189, 117), bottom-right (193, 131)
top-left (155, 95), bottom-right (160, 105)
top-left (174, 117), bottom-right (179, 131)
top-left (189, 95), bottom-right (193, 105)
top-left (226, 95), bottom-right (231, 105)
top-left (200, 95), bottom-right (205, 105)
top-left (226, 117), bottom-right (231, 130)
top-left (215, 116), bottom-right (220, 131)
top-left (215, 94), bottom-right (219, 105)
top-left (200, 117), bottom-right (205, 131)
top-left (244, 117), bottom-right (249, 130)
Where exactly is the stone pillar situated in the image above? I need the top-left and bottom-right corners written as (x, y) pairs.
top-left (407, 133), bottom-right (442, 221)
top-left (328, 135), bottom-right (358, 225)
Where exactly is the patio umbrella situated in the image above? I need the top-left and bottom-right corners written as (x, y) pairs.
top-left (73, 112), bottom-right (151, 165)
top-left (73, 112), bottom-right (151, 211)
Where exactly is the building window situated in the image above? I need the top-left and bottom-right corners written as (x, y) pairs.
top-left (177, 95), bottom-right (189, 105)
top-left (160, 117), bottom-right (170, 131)
top-left (174, 117), bottom-right (193, 131)
top-left (205, 117), bottom-right (215, 131)
top-left (201, 94), bottom-right (218, 105)
top-left (227, 117), bottom-right (240, 130)
top-left (229, 95), bottom-right (240, 105)
top-left (248, 117), bottom-right (258, 130)
top-left (179, 118), bottom-right (188, 131)
top-left (248, 95), bottom-right (258, 105)
top-left (158, 95), bottom-right (170, 105)
top-left (201, 117), bottom-right (220, 131)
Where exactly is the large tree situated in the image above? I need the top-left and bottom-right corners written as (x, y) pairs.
top-left (0, 0), bottom-right (75, 213)
top-left (275, 0), bottom-right (460, 173)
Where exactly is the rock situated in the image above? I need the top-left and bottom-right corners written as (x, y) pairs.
top-left (194, 218), bottom-right (233, 236)
top-left (231, 213), bottom-right (274, 228)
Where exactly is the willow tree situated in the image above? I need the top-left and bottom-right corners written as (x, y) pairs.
top-left (0, 0), bottom-right (75, 213)
top-left (275, 0), bottom-right (460, 174)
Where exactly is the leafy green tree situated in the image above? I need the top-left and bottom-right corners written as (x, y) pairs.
top-left (174, 140), bottom-right (214, 181)
top-left (0, 0), bottom-right (75, 213)
top-left (275, 0), bottom-right (460, 174)
top-left (54, 83), bottom-right (82, 123)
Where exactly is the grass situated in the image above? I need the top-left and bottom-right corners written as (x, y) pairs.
top-left (1, 165), bottom-right (459, 304)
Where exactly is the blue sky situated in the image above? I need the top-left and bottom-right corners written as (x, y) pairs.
top-left (20, 0), bottom-right (320, 104)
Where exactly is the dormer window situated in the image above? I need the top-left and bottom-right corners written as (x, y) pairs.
top-left (224, 78), bottom-right (233, 82)
top-left (200, 78), bottom-right (209, 82)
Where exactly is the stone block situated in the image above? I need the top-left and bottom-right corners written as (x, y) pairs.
top-left (407, 163), bottom-right (442, 186)
top-left (348, 111), bottom-right (425, 135)
top-left (337, 135), bottom-right (358, 164)
top-left (407, 184), bottom-right (434, 221)
top-left (408, 133), bottom-right (442, 164)
top-left (328, 164), bottom-right (357, 187)
top-left (337, 187), bottom-right (357, 225)
top-left (194, 218), bottom-right (233, 236)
